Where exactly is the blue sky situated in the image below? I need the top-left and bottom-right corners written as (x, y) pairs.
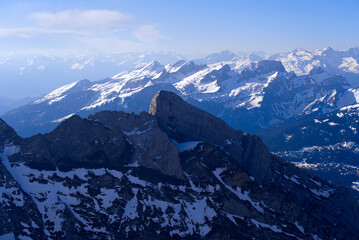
top-left (0, 0), bottom-right (358, 55)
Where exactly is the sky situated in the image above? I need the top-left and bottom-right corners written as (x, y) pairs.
top-left (0, 0), bottom-right (358, 56)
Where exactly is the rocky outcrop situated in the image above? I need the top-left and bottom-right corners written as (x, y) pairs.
top-left (88, 111), bottom-right (183, 178)
top-left (149, 90), bottom-right (274, 182)
top-left (0, 118), bottom-right (20, 150)
top-left (4, 110), bottom-right (183, 178)
top-left (238, 60), bottom-right (286, 81)
top-left (149, 90), bottom-right (359, 238)
top-left (14, 115), bottom-right (132, 171)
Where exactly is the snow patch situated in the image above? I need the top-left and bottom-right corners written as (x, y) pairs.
top-left (172, 140), bottom-right (202, 153)
top-left (33, 81), bottom-right (77, 104)
top-left (250, 219), bottom-right (282, 233)
top-left (213, 168), bottom-right (264, 213)
top-left (122, 188), bottom-right (139, 221)
top-left (294, 221), bottom-right (305, 234)
top-left (310, 188), bottom-right (335, 198)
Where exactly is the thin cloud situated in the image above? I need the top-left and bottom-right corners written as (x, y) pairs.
top-left (0, 27), bottom-right (87, 38)
top-left (31, 9), bottom-right (134, 29)
top-left (132, 25), bottom-right (168, 43)
top-left (76, 36), bottom-right (144, 52)
top-left (0, 9), bottom-right (168, 49)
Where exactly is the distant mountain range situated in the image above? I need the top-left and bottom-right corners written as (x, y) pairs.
top-left (1, 47), bottom-right (359, 98)
top-left (1, 47), bottom-right (359, 194)
top-left (0, 51), bottom-right (185, 98)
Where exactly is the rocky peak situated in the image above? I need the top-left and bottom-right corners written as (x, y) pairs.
top-left (176, 61), bottom-right (207, 75)
top-left (239, 60), bottom-right (286, 80)
top-left (169, 59), bottom-right (186, 68)
top-left (65, 79), bottom-right (93, 94)
top-left (142, 61), bottom-right (164, 71)
top-left (0, 118), bottom-right (20, 149)
top-left (12, 111), bottom-right (184, 177)
top-left (200, 64), bottom-right (233, 85)
top-left (321, 46), bottom-right (335, 55)
top-left (89, 110), bottom-right (184, 178)
top-left (149, 91), bottom-right (241, 143)
top-left (309, 66), bottom-right (325, 75)
top-left (149, 90), bottom-right (274, 181)
top-left (18, 114), bottom-right (132, 171)
top-left (113, 61), bottom-right (165, 80)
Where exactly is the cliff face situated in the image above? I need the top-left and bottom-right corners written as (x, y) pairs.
top-left (0, 91), bottom-right (358, 239)
top-left (149, 91), bottom-right (273, 182)
top-left (88, 110), bottom-right (183, 178)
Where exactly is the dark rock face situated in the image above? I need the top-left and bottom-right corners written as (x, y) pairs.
top-left (150, 91), bottom-right (359, 237)
top-left (0, 118), bottom-right (20, 149)
top-left (88, 111), bottom-right (183, 177)
top-left (149, 90), bottom-right (272, 182)
top-left (15, 115), bottom-right (132, 171)
top-left (0, 91), bottom-right (358, 239)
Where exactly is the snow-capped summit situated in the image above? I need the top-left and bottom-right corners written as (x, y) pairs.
top-left (239, 60), bottom-right (286, 80)
top-left (0, 51), bottom-right (187, 98)
top-left (271, 47), bottom-right (359, 86)
top-left (165, 61), bottom-right (207, 76)
top-left (113, 61), bottom-right (165, 81)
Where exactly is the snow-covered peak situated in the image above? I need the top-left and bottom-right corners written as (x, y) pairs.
top-left (247, 60), bottom-right (285, 72)
top-left (165, 60), bottom-right (187, 73)
top-left (290, 48), bottom-right (314, 59)
top-left (238, 60), bottom-right (285, 81)
top-left (339, 57), bottom-right (359, 74)
top-left (33, 81), bottom-right (77, 105)
top-left (113, 61), bottom-right (165, 81)
top-left (174, 64), bottom-right (224, 95)
top-left (300, 85), bottom-right (359, 117)
top-left (32, 79), bottom-right (94, 105)
top-left (270, 47), bottom-right (359, 86)
top-left (165, 60), bottom-right (207, 75)
top-left (133, 61), bottom-right (164, 72)
top-left (319, 46), bottom-right (336, 56)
